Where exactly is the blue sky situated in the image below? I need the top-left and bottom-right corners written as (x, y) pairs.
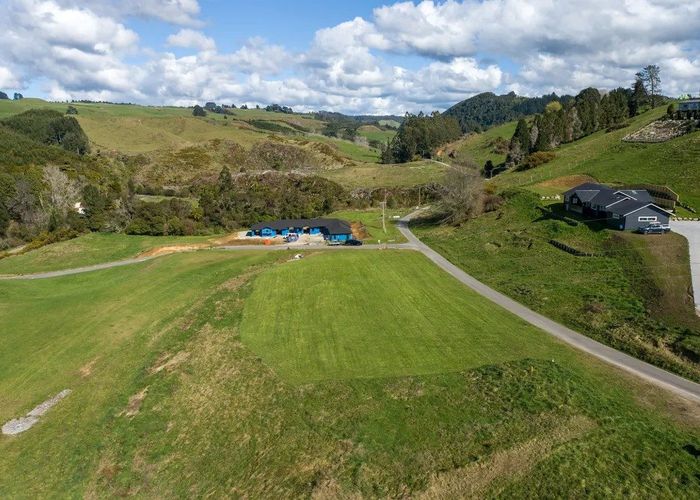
top-left (1, 1), bottom-right (699, 114)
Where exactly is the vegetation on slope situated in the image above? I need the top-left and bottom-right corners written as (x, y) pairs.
top-left (415, 190), bottom-right (700, 381)
top-left (1, 250), bottom-right (698, 497)
top-left (443, 91), bottom-right (572, 133)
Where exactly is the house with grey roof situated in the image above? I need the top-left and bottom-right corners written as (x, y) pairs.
top-left (563, 182), bottom-right (671, 231)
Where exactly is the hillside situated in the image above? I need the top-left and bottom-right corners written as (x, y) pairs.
top-left (443, 91), bottom-right (572, 133)
top-left (1, 249), bottom-right (699, 497)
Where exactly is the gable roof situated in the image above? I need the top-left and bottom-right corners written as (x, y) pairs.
top-left (566, 182), bottom-right (655, 208)
top-left (250, 218), bottom-right (352, 235)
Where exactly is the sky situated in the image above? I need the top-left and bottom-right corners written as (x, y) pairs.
top-left (0, 0), bottom-right (699, 114)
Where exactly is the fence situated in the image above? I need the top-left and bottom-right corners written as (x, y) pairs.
top-left (549, 239), bottom-right (601, 257)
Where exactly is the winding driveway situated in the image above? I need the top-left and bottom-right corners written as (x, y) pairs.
top-left (397, 211), bottom-right (700, 402)
top-left (2, 219), bottom-right (699, 402)
top-left (671, 221), bottom-right (700, 315)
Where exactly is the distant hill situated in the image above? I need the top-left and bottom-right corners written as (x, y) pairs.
top-left (443, 92), bottom-right (573, 133)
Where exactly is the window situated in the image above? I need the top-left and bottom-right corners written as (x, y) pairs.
top-left (638, 216), bottom-right (657, 222)
top-left (612, 213), bottom-right (620, 219)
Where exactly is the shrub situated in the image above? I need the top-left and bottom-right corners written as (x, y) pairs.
top-left (516, 151), bottom-right (556, 171)
top-left (192, 105), bottom-right (207, 117)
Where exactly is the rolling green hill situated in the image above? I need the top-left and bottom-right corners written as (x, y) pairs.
top-left (452, 106), bottom-right (700, 207)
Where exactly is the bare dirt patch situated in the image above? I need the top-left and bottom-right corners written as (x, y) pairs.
top-left (419, 415), bottom-right (596, 498)
top-left (122, 387), bottom-right (149, 417)
top-left (150, 352), bottom-right (190, 375)
top-left (350, 221), bottom-right (370, 240)
top-left (138, 244), bottom-right (210, 258)
top-left (79, 357), bottom-right (99, 378)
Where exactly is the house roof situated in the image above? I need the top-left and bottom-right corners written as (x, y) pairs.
top-left (250, 218), bottom-right (352, 235)
top-left (566, 182), bottom-right (654, 209)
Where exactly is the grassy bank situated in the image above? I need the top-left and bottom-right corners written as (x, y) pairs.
top-left (0, 233), bottom-right (218, 275)
top-left (414, 190), bottom-right (700, 381)
top-left (0, 250), bottom-right (698, 496)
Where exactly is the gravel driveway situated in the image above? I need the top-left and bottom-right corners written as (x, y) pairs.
top-left (672, 221), bottom-right (700, 314)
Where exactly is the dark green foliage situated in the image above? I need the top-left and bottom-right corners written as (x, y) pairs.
top-left (600, 88), bottom-right (630, 128)
top-left (443, 91), bottom-right (573, 133)
top-left (82, 184), bottom-right (108, 231)
top-left (630, 77), bottom-right (648, 116)
top-left (0, 91), bottom-right (8, 100)
top-left (575, 88), bottom-right (602, 136)
top-left (13, 93), bottom-right (23, 100)
top-left (192, 105), bottom-right (207, 117)
top-left (667, 103), bottom-right (676, 118)
top-left (200, 170), bottom-right (346, 229)
top-left (516, 151), bottom-right (556, 171)
top-left (638, 65), bottom-right (662, 108)
top-left (0, 126), bottom-right (77, 166)
top-left (126, 198), bottom-right (199, 236)
top-left (66, 105), bottom-right (78, 115)
top-left (265, 104), bottom-right (293, 114)
top-left (1, 109), bottom-right (90, 154)
top-left (508, 86), bottom-right (631, 168)
top-left (388, 112), bottom-right (461, 163)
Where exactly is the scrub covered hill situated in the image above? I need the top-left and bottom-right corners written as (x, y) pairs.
top-left (443, 91), bottom-right (573, 133)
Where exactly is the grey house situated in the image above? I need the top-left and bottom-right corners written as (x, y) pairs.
top-left (563, 182), bottom-right (671, 231)
top-left (679, 98), bottom-right (700, 113)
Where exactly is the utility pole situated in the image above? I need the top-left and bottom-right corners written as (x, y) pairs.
top-left (417, 186), bottom-right (421, 208)
top-left (381, 190), bottom-right (387, 234)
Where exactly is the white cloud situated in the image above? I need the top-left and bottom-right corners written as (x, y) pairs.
top-left (0, 67), bottom-right (21, 89)
top-left (58, 0), bottom-right (203, 26)
top-left (2, 0), bottom-right (700, 113)
top-left (167, 29), bottom-right (215, 52)
top-left (229, 38), bottom-right (291, 75)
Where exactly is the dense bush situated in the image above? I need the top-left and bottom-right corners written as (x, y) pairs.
top-left (385, 112), bottom-right (461, 163)
top-left (443, 91), bottom-right (573, 133)
top-left (200, 168), bottom-right (346, 229)
top-left (516, 151), bottom-right (556, 171)
top-left (1, 109), bottom-right (90, 154)
top-left (126, 198), bottom-right (200, 236)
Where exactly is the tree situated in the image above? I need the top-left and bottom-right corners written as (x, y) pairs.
top-left (440, 167), bottom-right (484, 225)
top-left (192, 105), bottom-right (207, 117)
top-left (510, 118), bottom-right (531, 153)
top-left (638, 65), bottom-right (661, 108)
top-left (82, 184), bottom-right (107, 230)
top-left (0, 91), bottom-right (8, 100)
top-left (630, 76), bottom-right (647, 116)
top-left (483, 160), bottom-right (495, 178)
top-left (43, 166), bottom-right (80, 222)
top-left (13, 93), bottom-right (23, 100)
top-left (66, 105), bottom-right (78, 115)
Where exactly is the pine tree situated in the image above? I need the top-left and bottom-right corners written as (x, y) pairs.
top-left (639, 65), bottom-right (662, 108)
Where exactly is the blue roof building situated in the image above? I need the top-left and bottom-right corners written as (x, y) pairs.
top-left (249, 218), bottom-right (353, 241)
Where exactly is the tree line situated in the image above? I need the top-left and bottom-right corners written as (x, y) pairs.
top-left (499, 65), bottom-right (664, 175)
top-left (382, 112), bottom-right (461, 163)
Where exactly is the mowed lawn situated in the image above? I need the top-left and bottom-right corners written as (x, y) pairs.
top-left (0, 233), bottom-right (219, 275)
top-left (0, 248), bottom-right (699, 497)
top-left (240, 251), bottom-right (565, 382)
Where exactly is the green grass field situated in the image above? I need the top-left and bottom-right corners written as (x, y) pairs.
top-left (357, 125), bottom-right (396, 144)
top-left (329, 208), bottom-right (407, 243)
top-left (414, 190), bottom-right (700, 381)
top-left (448, 120), bottom-right (518, 166)
top-left (240, 251), bottom-right (562, 382)
top-left (323, 160), bottom-right (447, 189)
top-left (490, 107), bottom-right (700, 207)
top-left (0, 233), bottom-right (218, 275)
top-left (1, 249), bottom-right (698, 497)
